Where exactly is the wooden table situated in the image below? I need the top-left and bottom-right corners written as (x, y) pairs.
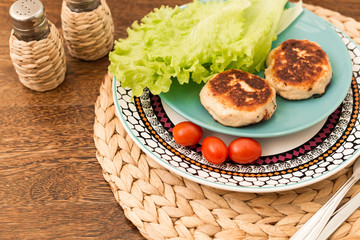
top-left (0, 0), bottom-right (359, 239)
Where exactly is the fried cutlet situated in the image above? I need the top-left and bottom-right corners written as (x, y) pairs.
top-left (265, 39), bottom-right (332, 100)
top-left (200, 69), bottom-right (277, 127)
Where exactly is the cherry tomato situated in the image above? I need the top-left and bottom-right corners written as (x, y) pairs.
top-left (173, 121), bottom-right (203, 146)
top-left (201, 136), bottom-right (228, 164)
top-left (228, 137), bottom-right (262, 164)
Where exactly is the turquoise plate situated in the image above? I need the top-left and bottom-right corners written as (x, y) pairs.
top-left (160, 8), bottom-right (353, 138)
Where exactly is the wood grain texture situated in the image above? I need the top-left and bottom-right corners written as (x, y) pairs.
top-left (0, 0), bottom-right (358, 239)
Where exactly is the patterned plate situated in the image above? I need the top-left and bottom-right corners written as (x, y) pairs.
top-left (113, 28), bottom-right (360, 193)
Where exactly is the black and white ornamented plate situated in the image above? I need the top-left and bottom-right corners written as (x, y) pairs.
top-left (113, 27), bottom-right (360, 193)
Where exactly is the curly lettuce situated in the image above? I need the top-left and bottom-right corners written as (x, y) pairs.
top-left (109, 0), bottom-right (288, 97)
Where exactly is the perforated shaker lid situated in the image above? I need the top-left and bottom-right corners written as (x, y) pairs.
top-left (9, 0), bottom-right (49, 41)
top-left (66, 0), bottom-right (100, 12)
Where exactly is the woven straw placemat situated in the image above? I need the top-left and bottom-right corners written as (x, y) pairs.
top-left (94, 4), bottom-right (360, 240)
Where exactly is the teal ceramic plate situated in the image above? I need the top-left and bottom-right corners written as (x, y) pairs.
top-left (160, 8), bottom-right (353, 138)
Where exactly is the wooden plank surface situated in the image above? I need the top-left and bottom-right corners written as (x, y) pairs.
top-left (0, 0), bottom-right (359, 239)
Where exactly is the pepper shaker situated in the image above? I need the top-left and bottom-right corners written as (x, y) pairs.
top-left (9, 0), bottom-right (66, 92)
top-left (61, 0), bottom-right (114, 61)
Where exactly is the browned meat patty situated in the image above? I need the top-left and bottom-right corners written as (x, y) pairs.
top-left (265, 39), bottom-right (332, 100)
top-left (200, 69), bottom-right (277, 127)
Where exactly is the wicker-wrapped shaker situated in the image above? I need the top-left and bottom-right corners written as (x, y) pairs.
top-left (9, 0), bottom-right (66, 92)
top-left (61, 0), bottom-right (114, 61)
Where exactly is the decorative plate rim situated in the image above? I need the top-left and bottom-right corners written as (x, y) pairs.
top-left (112, 13), bottom-right (360, 193)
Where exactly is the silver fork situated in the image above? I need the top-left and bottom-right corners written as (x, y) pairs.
top-left (290, 155), bottom-right (360, 240)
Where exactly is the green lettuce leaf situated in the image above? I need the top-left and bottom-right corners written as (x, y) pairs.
top-left (109, 0), bottom-right (287, 97)
top-left (276, 0), bottom-right (303, 35)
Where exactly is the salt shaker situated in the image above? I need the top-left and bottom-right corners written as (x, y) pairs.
top-left (9, 0), bottom-right (66, 92)
top-left (61, 0), bottom-right (114, 61)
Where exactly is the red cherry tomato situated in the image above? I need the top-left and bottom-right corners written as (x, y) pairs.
top-left (228, 137), bottom-right (262, 164)
top-left (201, 136), bottom-right (228, 164)
top-left (173, 121), bottom-right (203, 146)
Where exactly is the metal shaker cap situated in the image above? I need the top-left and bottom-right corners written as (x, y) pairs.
top-left (9, 0), bottom-right (49, 41)
top-left (66, 0), bottom-right (100, 12)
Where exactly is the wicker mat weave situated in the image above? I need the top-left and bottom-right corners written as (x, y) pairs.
top-left (94, 4), bottom-right (360, 240)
